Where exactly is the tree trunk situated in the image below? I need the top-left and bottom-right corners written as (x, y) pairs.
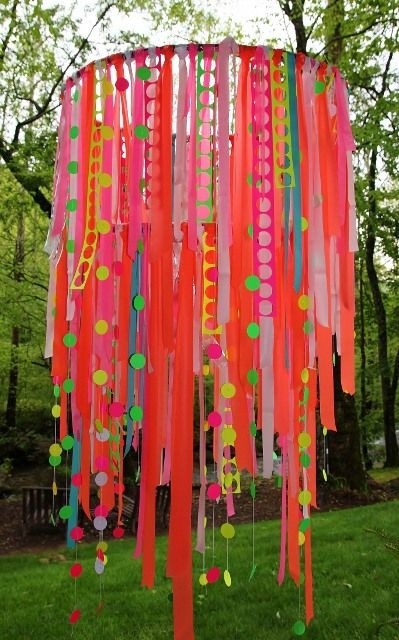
top-left (365, 148), bottom-right (399, 467)
top-left (328, 348), bottom-right (366, 489)
top-left (358, 260), bottom-right (372, 469)
top-left (5, 211), bottom-right (24, 430)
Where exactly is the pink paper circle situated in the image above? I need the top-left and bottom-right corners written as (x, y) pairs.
top-left (71, 473), bottom-right (82, 487)
top-left (94, 504), bottom-right (109, 517)
top-left (70, 563), bottom-right (83, 578)
top-left (115, 77), bottom-right (129, 91)
top-left (207, 483), bottom-right (221, 500)
top-left (69, 609), bottom-right (81, 624)
top-left (206, 566), bottom-right (221, 583)
top-left (208, 411), bottom-right (222, 428)
top-left (70, 526), bottom-right (84, 542)
top-left (207, 343), bottom-right (222, 360)
top-left (109, 401), bottom-right (124, 418)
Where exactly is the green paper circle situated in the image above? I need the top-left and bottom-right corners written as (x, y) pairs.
top-left (137, 66), bottom-right (151, 81)
top-left (63, 332), bottom-right (77, 348)
top-left (247, 223), bottom-right (253, 238)
top-left (247, 369), bottom-right (259, 385)
top-left (72, 90), bottom-right (79, 103)
top-left (300, 452), bottom-right (311, 468)
top-left (66, 239), bottom-right (75, 253)
top-left (63, 378), bottom-right (74, 393)
top-left (66, 198), bottom-right (78, 212)
top-left (129, 353), bottom-right (146, 369)
top-left (134, 124), bottom-right (149, 139)
top-left (301, 216), bottom-right (308, 231)
top-left (250, 421), bottom-right (257, 437)
top-left (303, 320), bottom-right (314, 335)
top-left (69, 126), bottom-right (79, 139)
top-left (299, 518), bottom-right (311, 533)
top-left (129, 405), bottom-right (143, 421)
top-left (67, 161), bottom-right (78, 174)
top-left (59, 505), bottom-right (72, 519)
top-left (49, 454), bottom-right (62, 467)
top-left (245, 275), bottom-right (261, 291)
top-left (292, 620), bottom-right (306, 636)
top-left (247, 322), bottom-right (260, 339)
top-left (62, 434), bottom-right (74, 451)
top-left (315, 80), bottom-right (325, 94)
top-left (133, 295), bottom-right (145, 311)
top-left (53, 384), bottom-right (60, 398)
top-left (137, 239), bottom-right (144, 254)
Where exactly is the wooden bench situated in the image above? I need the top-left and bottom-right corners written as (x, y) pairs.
top-left (22, 486), bottom-right (70, 534)
top-left (22, 484), bottom-right (170, 535)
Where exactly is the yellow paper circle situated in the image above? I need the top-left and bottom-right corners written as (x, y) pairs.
top-left (96, 541), bottom-right (108, 552)
top-left (97, 219), bottom-right (111, 234)
top-left (224, 569), bottom-right (232, 587)
top-left (298, 531), bottom-right (306, 546)
top-left (301, 368), bottom-right (309, 384)
top-left (220, 522), bottom-right (235, 539)
top-left (101, 124), bottom-right (114, 139)
top-left (95, 320), bottom-right (109, 335)
top-left (52, 405), bottom-right (61, 418)
top-left (96, 266), bottom-right (109, 281)
top-left (298, 432), bottom-right (311, 448)
top-left (202, 364), bottom-right (210, 376)
top-left (98, 172), bottom-right (112, 187)
top-left (220, 382), bottom-right (236, 399)
top-left (49, 443), bottom-right (62, 456)
top-left (102, 79), bottom-right (114, 96)
top-left (203, 420), bottom-right (210, 432)
top-left (222, 427), bottom-right (237, 445)
top-left (93, 369), bottom-right (108, 385)
top-left (298, 294), bottom-right (310, 310)
top-left (298, 490), bottom-right (312, 506)
top-left (199, 573), bottom-right (208, 586)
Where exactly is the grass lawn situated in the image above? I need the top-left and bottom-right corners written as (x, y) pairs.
top-left (369, 467), bottom-right (399, 483)
top-left (1, 501), bottom-right (398, 640)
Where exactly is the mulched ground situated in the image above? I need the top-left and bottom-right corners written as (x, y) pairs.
top-left (1, 475), bottom-right (398, 556)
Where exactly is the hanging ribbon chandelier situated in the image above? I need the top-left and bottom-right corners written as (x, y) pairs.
top-left (45, 38), bottom-right (356, 639)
